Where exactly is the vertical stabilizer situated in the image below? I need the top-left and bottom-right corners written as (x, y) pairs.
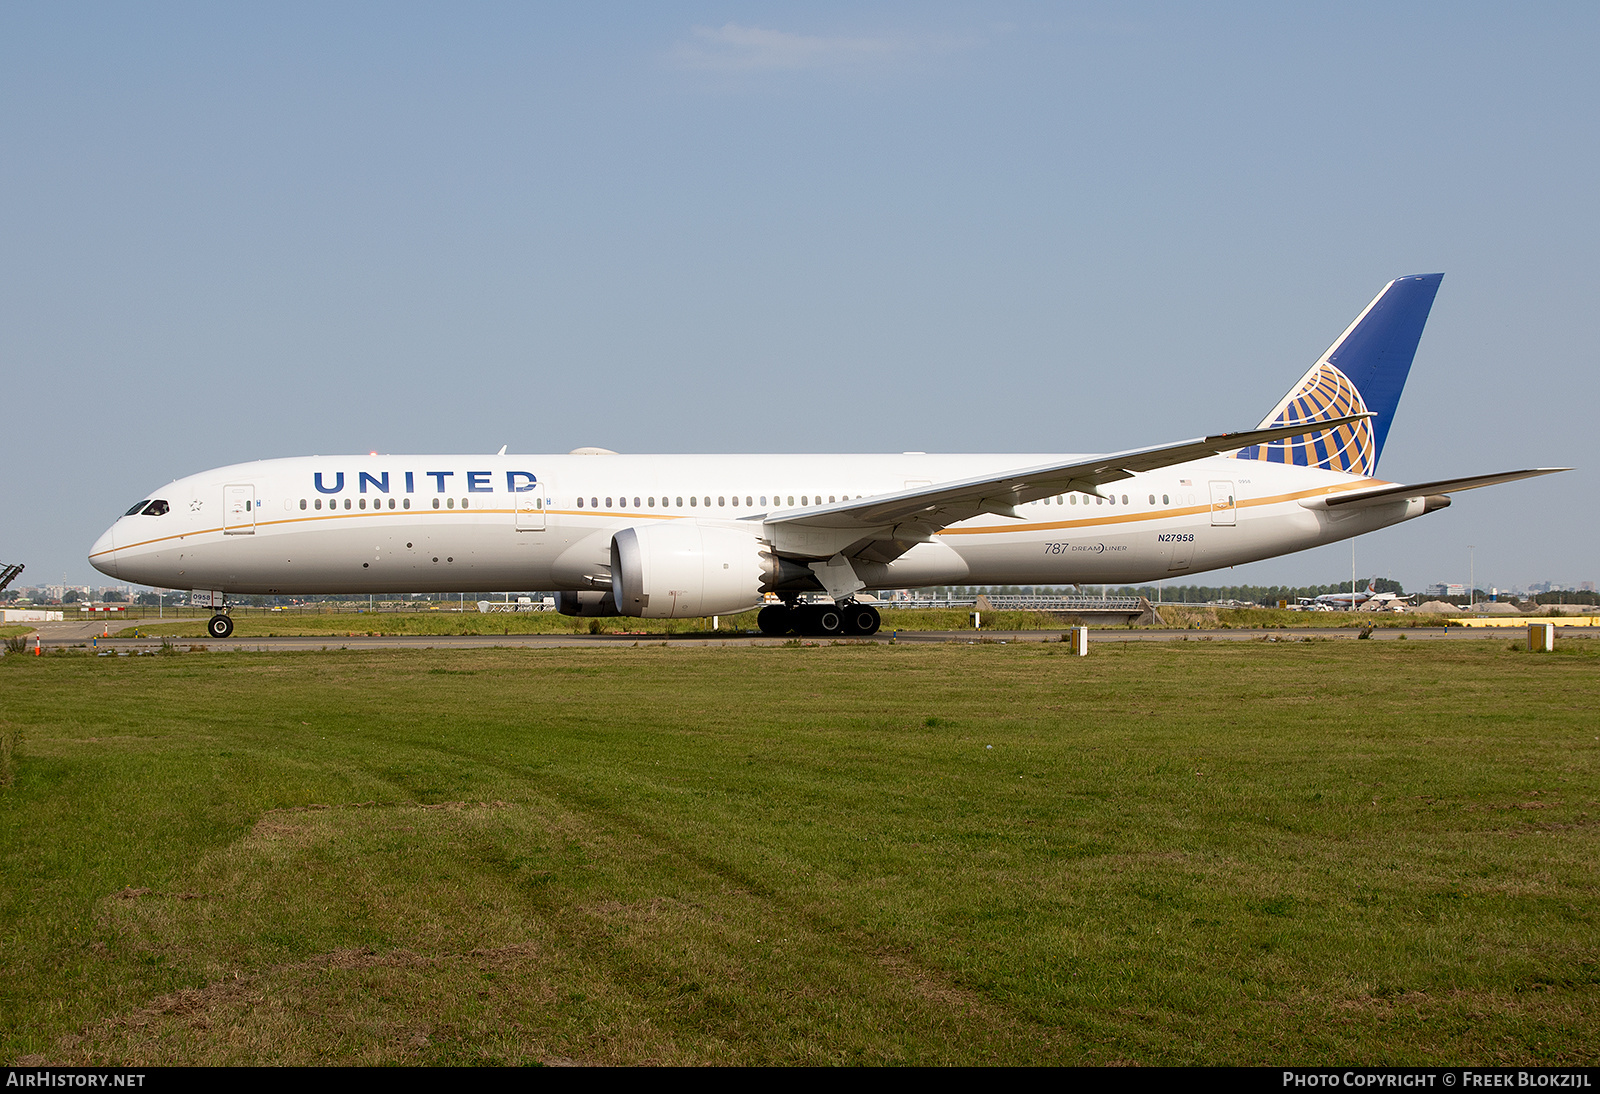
top-left (1237, 274), bottom-right (1442, 475)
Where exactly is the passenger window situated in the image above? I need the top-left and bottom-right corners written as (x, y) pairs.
top-left (648, 496), bottom-right (655, 507)
top-left (801, 496), bottom-right (808, 506)
top-left (432, 498), bottom-right (441, 509)
top-left (300, 499), bottom-right (307, 510)
top-left (576, 497), bottom-right (584, 508)
top-left (461, 498), bottom-right (469, 509)
top-left (746, 496), bottom-right (753, 507)
top-left (605, 497), bottom-right (613, 508)
top-left (690, 496), bottom-right (697, 507)
top-left (342, 498), bottom-right (351, 510)
top-left (731, 495), bottom-right (739, 507)
top-left (634, 497), bottom-right (641, 508)
top-left (403, 498), bottom-right (411, 510)
top-left (1122, 495), bottom-right (1129, 505)
top-left (447, 498), bottom-right (455, 509)
top-left (359, 498), bottom-right (367, 510)
top-left (314, 498), bottom-right (322, 510)
top-left (703, 497), bottom-right (710, 507)
top-left (718, 496), bottom-right (725, 507)
top-left (676, 497), bottom-right (683, 507)
top-left (1069, 495), bottom-right (1076, 505)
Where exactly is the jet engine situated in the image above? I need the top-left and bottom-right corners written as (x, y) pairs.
top-left (610, 523), bottom-right (768, 618)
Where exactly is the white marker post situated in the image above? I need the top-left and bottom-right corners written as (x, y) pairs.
top-left (1528, 622), bottom-right (1555, 652)
top-left (1073, 626), bottom-right (1089, 656)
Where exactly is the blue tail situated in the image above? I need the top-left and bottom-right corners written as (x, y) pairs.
top-left (1237, 274), bottom-right (1442, 476)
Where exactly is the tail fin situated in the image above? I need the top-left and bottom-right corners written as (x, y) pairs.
top-left (1237, 274), bottom-right (1442, 475)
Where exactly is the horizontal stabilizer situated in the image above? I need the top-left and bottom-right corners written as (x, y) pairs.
top-left (1321, 468), bottom-right (1570, 509)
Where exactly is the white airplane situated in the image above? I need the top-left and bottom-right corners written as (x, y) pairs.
top-left (89, 274), bottom-right (1565, 639)
top-left (1299, 583), bottom-right (1379, 610)
top-left (1297, 585), bottom-right (1414, 611)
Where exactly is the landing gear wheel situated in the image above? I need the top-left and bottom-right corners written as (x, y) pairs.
top-left (757, 605), bottom-right (792, 636)
top-left (811, 606), bottom-right (844, 636)
top-left (842, 604), bottom-right (880, 636)
top-left (207, 614), bottom-right (234, 639)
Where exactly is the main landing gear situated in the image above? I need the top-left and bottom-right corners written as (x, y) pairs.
top-left (207, 613), bottom-right (234, 639)
top-left (758, 601), bottom-right (880, 637)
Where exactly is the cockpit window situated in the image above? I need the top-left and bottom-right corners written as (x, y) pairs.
top-left (141, 500), bottom-right (170, 516)
top-left (125, 500), bottom-right (152, 516)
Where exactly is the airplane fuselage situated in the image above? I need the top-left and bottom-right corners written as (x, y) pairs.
top-left (89, 451), bottom-right (1428, 599)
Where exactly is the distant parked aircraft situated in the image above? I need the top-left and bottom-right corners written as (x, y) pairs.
top-left (1299, 585), bottom-right (1414, 611)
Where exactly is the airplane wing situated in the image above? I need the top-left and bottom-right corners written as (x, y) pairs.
top-left (757, 413), bottom-right (1370, 564)
top-left (1320, 468), bottom-right (1570, 510)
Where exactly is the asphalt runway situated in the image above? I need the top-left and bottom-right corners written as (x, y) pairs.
top-left (22, 621), bottom-right (1598, 653)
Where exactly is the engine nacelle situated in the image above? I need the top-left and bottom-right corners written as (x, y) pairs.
top-left (611, 523), bottom-right (766, 618)
top-left (556, 590), bottom-right (618, 617)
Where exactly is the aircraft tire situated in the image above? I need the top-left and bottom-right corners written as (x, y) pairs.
top-left (811, 606), bottom-right (844, 636)
top-left (207, 614), bottom-right (234, 639)
top-left (843, 604), bottom-right (880, 636)
top-left (757, 605), bottom-right (792, 636)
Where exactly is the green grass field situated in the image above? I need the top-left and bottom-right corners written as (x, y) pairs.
top-left (1, 638), bottom-right (1596, 1065)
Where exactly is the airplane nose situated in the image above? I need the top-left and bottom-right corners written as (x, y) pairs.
top-left (89, 525), bottom-right (119, 579)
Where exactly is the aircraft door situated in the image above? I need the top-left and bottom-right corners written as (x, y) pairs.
top-left (514, 478), bottom-right (546, 531)
top-left (224, 484), bottom-right (256, 535)
top-left (1209, 480), bottom-right (1237, 527)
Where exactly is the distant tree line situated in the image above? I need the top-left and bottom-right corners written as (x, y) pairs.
top-left (1530, 589), bottom-right (1599, 606)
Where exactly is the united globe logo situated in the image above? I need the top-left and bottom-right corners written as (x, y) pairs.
top-left (1236, 363), bottom-right (1376, 476)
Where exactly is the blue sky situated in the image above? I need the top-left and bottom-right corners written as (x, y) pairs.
top-left (3, 3), bottom-right (1595, 593)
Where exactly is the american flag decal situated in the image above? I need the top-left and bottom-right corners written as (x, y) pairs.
top-left (1235, 362), bottom-right (1376, 476)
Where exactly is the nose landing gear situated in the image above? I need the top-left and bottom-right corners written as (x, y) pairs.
top-left (207, 613), bottom-right (234, 639)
